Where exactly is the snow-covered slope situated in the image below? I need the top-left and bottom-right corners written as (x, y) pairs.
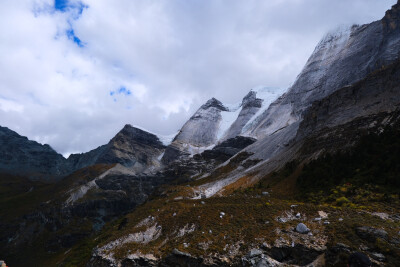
top-left (162, 98), bottom-right (235, 163)
top-left (223, 86), bottom-right (286, 140)
top-left (161, 88), bottom-right (285, 164)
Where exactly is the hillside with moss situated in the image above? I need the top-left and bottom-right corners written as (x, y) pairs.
top-left (51, 116), bottom-right (400, 267)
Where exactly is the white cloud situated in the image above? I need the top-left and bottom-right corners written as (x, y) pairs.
top-left (0, 98), bottom-right (24, 112)
top-left (0, 0), bottom-right (396, 155)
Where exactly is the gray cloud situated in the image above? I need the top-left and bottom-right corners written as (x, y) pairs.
top-left (0, 0), bottom-right (396, 156)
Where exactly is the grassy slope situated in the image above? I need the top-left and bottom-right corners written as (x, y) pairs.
top-left (0, 164), bottom-right (115, 267)
top-left (59, 124), bottom-right (400, 266)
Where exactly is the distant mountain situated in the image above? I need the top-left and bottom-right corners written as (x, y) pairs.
top-left (67, 124), bottom-right (166, 173)
top-left (0, 124), bottom-right (167, 180)
top-left (0, 126), bottom-right (67, 180)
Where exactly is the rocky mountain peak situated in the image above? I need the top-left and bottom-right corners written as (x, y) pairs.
top-left (114, 124), bottom-right (165, 149)
top-left (201, 97), bottom-right (228, 111)
top-left (241, 90), bottom-right (263, 109)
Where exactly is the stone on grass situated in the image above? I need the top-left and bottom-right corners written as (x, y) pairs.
top-left (370, 252), bottom-right (385, 262)
top-left (318, 211), bottom-right (328, 218)
top-left (296, 223), bottom-right (310, 234)
top-left (248, 248), bottom-right (263, 257)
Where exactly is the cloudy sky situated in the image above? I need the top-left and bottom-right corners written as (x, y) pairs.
top-left (0, 0), bottom-right (396, 156)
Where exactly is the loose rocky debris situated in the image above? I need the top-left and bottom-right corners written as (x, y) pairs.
top-left (370, 252), bottom-right (386, 262)
top-left (177, 224), bottom-right (196, 237)
top-left (93, 224), bottom-right (162, 265)
top-left (276, 210), bottom-right (297, 223)
top-left (121, 253), bottom-right (158, 266)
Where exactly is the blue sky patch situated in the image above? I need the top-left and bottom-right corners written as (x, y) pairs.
top-left (109, 87), bottom-right (132, 100)
top-left (55, 0), bottom-right (87, 14)
top-left (55, 0), bottom-right (68, 12)
top-left (118, 87), bottom-right (132, 95)
top-left (66, 28), bottom-right (84, 47)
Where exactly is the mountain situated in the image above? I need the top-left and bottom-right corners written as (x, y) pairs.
top-left (1, 2), bottom-right (400, 267)
top-left (0, 124), bottom-right (167, 180)
top-left (162, 87), bottom-right (284, 164)
top-left (68, 124), bottom-right (166, 173)
top-left (0, 126), bottom-right (68, 180)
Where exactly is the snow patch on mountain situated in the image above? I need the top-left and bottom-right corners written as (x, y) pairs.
top-left (217, 103), bottom-right (242, 140)
top-left (242, 86), bottom-right (286, 134)
top-left (314, 24), bottom-right (353, 64)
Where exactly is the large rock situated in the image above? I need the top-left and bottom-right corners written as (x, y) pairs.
top-left (296, 223), bottom-right (310, 234)
top-left (356, 226), bottom-right (388, 242)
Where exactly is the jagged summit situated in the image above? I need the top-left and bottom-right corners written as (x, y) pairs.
top-left (116, 124), bottom-right (165, 149)
top-left (241, 91), bottom-right (262, 109)
top-left (200, 97), bottom-right (229, 111)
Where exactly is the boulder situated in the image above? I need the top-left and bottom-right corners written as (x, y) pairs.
top-left (296, 223), bottom-right (310, 234)
top-left (356, 226), bottom-right (388, 242)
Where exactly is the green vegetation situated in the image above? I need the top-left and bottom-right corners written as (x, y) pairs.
top-left (297, 125), bottom-right (400, 195)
